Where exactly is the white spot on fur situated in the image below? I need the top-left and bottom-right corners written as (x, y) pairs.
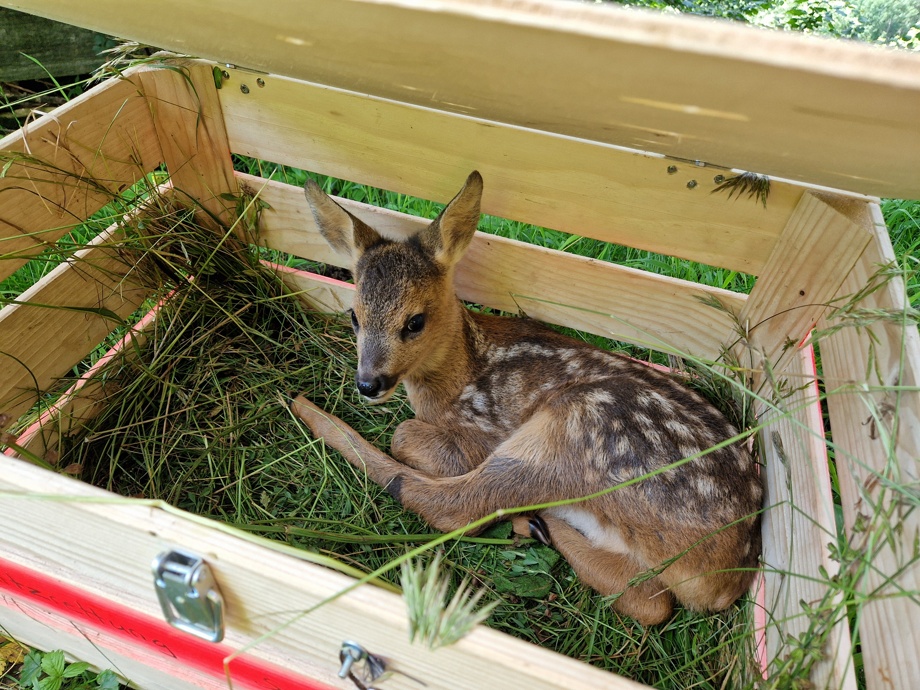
top-left (547, 506), bottom-right (630, 554)
top-left (584, 390), bottom-right (614, 406)
top-left (679, 444), bottom-right (702, 459)
top-left (695, 476), bottom-right (718, 499)
top-left (633, 413), bottom-right (655, 428)
top-left (665, 418), bottom-right (694, 438)
top-left (649, 390), bottom-right (674, 410)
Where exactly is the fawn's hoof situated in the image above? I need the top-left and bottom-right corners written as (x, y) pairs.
top-left (529, 514), bottom-right (552, 546)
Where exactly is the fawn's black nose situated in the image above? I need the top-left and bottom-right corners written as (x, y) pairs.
top-left (356, 375), bottom-right (395, 399)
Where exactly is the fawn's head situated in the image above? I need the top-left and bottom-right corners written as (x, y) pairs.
top-left (304, 172), bottom-right (483, 403)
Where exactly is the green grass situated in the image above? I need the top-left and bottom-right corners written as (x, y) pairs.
top-left (2, 147), bottom-right (917, 690)
top-left (36, 190), bottom-right (759, 688)
top-left (2, 6), bottom-right (918, 687)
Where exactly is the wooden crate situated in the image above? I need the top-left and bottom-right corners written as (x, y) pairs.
top-left (1, 1), bottom-right (918, 689)
top-left (0, 7), bottom-right (114, 81)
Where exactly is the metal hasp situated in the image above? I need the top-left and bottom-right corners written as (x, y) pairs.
top-left (152, 549), bottom-right (225, 642)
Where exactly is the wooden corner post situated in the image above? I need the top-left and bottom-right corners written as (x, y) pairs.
top-left (742, 191), bottom-right (874, 690)
top-left (818, 203), bottom-right (920, 690)
top-left (138, 60), bottom-right (238, 228)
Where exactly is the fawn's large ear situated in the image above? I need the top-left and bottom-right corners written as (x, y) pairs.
top-left (303, 180), bottom-right (384, 263)
top-left (421, 171), bottom-right (483, 267)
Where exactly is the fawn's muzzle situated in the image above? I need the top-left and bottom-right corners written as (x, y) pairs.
top-left (356, 374), bottom-right (397, 401)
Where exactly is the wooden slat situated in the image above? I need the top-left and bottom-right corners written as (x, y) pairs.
top-left (737, 192), bottom-right (872, 374)
top-left (219, 70), bottom-right (832, 276)
top-left (757, 345), bottom-right (856, 690)
top-left (137, 62), bottom-right (238, 227)
top-left (12, 303), bottom-right (159, 462)
top-left (0, 452), bottom-right (645, 690)
top-left (0, 223), bottom-right (149, 432)
top-left (5, 0), bottom-right (919, 198)
top-left (817, 206), bottom-right (920, 690)
top-left (246, 174), bottom-right (745, 360)
top-left (0, 7), bottom-right (111, 81)
top-left (0, 602), bottom-right (206, 690)
top-left (0, 72), bottom-right (163, 283)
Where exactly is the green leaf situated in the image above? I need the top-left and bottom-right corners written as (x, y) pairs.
top-left (41, 650), bottom-right (65, 678)
top-left (62, 661), bottom-right (91, 678)
top-left (20, 650), bottom-right (43, 685)
top-left (96, 669), bottom-right (122, 690)
top-left (38, 675), bottom-right (62, 690)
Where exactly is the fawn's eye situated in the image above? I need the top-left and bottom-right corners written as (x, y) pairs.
top-left (404, 313), bottom-right (426, 336)
top-left (349, 309), bottom-right (360, 332)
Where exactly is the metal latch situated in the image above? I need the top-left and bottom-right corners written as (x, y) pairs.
top-left (152, 549), bottom-right (225, 642)
top-left (338, 641), bottom-right (390, 688)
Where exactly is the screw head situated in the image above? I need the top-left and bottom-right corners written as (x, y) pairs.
top-left (256, 78), bottom-right (266, 88)
top-left (714, 174), bottom-right (725, 184)
top-left (240, 84), bottom-right (250, 94)
top-left (686, 180), bottom-right (698, 189)
top-left (667, 165), bottom-right (678, 174)
top-left (221, 70), bottom-right (230, 80)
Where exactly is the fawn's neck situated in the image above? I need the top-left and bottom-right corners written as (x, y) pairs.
top-left (403, 298), bottom-right (485, 418)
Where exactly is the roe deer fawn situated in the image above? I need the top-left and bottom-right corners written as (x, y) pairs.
top-left (292, 172), bottom-right (762, 625)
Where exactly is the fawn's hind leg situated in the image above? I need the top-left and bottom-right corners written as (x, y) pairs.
top-left (538, 516), bottom-right (674, 626)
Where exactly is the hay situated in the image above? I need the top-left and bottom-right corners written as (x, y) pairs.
top-left (47, 194), bottom-right (758, 689)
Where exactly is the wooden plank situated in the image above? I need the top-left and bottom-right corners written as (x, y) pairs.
top-left (737, 192), bottom-right (873, 375)
top-left (11, 301), bottom-right (160, 462)
top-left (0, 72), bottom-right (163, 283)
top-left (5, 0), bottom-right (919, 198)
top-left (0, 223), bottom-right (149, 433)
top-left (137, 63), bottom-right (238, 227)
top-left (220, 70), bottom-right (823, 276)
top-left (0, 599), bottom-right (206, 690)
top-left (0, 451), bottom-right (646, 690)
top-left (757, 344), bottom-right (856, 690)
top-left (246, 174), bottom-right (746, 360)
top-left (0, 7), bottom-right (112, 81)
top-left (817, 205), bottom-right (920, 690)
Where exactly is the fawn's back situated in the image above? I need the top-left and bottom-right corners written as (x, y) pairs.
top-left (299, 172), bottom-right (762, 625)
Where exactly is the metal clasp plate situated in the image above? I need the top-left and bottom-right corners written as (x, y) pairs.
top-left (152, 549), bottom-right (225, 642)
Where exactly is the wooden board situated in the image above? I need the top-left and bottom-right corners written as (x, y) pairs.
top-left (0, 223), bottom-right (149, 433)
top-left (0, 600), bottom-right (207, 690)
top-left (757, 344), bottom-right (856, 690)
top-left (0, 451), bottom-right (645, 690)
top-left (817, 206), bottom-right (920, 690)
top-left (244, 174), bottom-right (747, 360)
top-left (137, 63), bottom-right (238, 228)
top-left (220, 69), bottom-right (819, 275)
top-left (5, 0), bottom-right (919, 198)
top-left (0, 71), bottom-right (163, 283)
top-left (12, 301), bottom-right (160, 462)
top-left (737, 192), bottom-right (872, 374)
top-left (0, 7), bottom-right (112, 81)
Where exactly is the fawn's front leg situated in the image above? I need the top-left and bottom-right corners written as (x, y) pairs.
top-left (292, 395), bottom-right (405, 493)
top-left (391, 419), bottom-right (494, 477)
top-left (293, 396), bottom-right (577, 531)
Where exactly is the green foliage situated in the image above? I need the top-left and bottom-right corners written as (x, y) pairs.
top-left (17, 650), bottom-right (121, 690)
top-left (606, 0), bottom-right (920, 47)
top-left (401, 552), bottom-right (500, 649)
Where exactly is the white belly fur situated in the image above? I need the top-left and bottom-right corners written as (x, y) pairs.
top-left (545, 505), bottom-right (630, 554)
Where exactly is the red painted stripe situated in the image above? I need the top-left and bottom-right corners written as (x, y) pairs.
top-left (0, 556), bottom-right (335, 690)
